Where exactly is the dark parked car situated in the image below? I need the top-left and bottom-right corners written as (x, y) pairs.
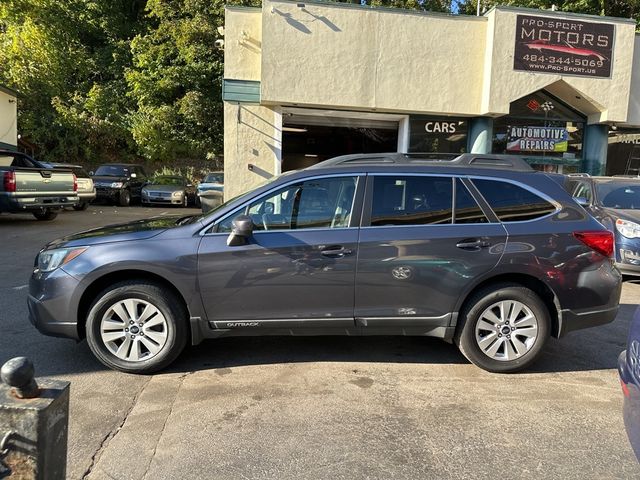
top-left (29, 153), bottom-right (621, 374)
top-left (618, 306), bottom-right (640, 461)
top-left (45, 163), bottom-right (96, 210)
top-left (141, 175), bottom-right (196, 207)
top-left (565, 176), bottom-right (640, 276)
top-left (92, 163), bottom-right (147, 206)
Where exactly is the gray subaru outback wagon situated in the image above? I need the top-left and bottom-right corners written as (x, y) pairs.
top-left (28, 154), bottom-right (621, 373)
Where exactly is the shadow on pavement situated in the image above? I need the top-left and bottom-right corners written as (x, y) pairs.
top-left (3, 303), bottom-right (634, 378)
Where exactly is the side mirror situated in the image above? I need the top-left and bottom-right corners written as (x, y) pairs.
top-left (227, 215), bottom-right (254, 247)
top-left (573, 196), bottom-right (589, 207)
top-left (89, 171), bottom-right (94, 176)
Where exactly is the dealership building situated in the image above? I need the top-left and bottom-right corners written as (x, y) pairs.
top-left (222, 1), bottom-right (640, 199)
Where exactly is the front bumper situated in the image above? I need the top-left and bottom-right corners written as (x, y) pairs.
top-left (619, 350), bottom-right (640, 461)
top-left (28, 267), bottom-right (81, 340)
top-left (615, 239), bottom-right (640, 276)
top-left (95, 187), bottom-right (121, 201)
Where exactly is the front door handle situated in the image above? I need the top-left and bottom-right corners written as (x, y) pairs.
top-left (320, 246), bottom-right (353, 258)
top-left (456, 238), bottom-right (490, 250)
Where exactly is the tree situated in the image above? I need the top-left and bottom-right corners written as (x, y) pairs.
top-left (0, 0), bottom-right (146, 162)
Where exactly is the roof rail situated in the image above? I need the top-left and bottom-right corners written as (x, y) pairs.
top-left (309, 153), bottom-right (534, 171)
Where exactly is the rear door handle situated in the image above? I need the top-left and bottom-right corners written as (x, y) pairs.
top-left (321, 246), bottom-right (353, 258)
top-left (456, 238), bottom-right (490, 250)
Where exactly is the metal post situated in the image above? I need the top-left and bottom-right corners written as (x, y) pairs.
top-left (0, 357), bottom-right (69, 479)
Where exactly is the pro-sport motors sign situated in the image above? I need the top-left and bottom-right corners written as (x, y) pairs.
top-left (514, 14), bottom-right (614, 78)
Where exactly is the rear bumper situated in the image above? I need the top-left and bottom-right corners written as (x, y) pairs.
top-left (28, 267), bottom-right (81, 340)
top-left (0, 193), bottom-right (78, 212)
top-left (557, 305), bottom-right (619, 337)
top-left (77, 190), bottom-right (96, 202)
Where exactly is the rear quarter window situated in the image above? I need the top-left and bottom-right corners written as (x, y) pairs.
top-left (472, 179), bottom-right (556, 222)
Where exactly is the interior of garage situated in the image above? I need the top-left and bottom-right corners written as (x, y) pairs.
top-left (281, 114), bottom-right (399, 172)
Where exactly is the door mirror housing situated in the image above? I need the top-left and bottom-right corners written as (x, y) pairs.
top-left (573, 196), bottom-right (589, 207)
top-left (227, 215), bottom-right (254, 246)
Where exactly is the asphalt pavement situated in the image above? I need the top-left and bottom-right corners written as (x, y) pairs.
top-left (0, 205), bottom-right (639, 479)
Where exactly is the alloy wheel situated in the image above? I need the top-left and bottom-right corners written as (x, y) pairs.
top-left (474, 300), bottom-right (538, 362)
top-left (100, 298), bottom-right (168, 362)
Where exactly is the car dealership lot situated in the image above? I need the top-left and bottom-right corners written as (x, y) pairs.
top-left (1, 206), bottom-right (639, 479)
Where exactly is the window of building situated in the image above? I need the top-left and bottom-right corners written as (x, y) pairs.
top-left (217, 176), bottom-right (357, 232)
top-left (370, 176), bottom-right (453, 226)
top-left (492, 91), bottom-right (585, 173)
top-left (408, 116), bottom-right (467, 154)
top-left (472, 179), bottom-right (556, 222)
top-left (454, 179), bottom-right (488, 224)
top-left (606, 128), bottom-right (640, 176)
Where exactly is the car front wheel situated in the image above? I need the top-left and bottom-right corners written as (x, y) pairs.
top-left (455, 283), bottom-right (550, 373)
top-left (85, 281), bottom-right (188, 374)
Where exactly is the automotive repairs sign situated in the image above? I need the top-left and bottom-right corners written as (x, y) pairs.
top-left (513, 15), bottom-right (614, 78)
top-left (507, 126), bottom-right (569, 153)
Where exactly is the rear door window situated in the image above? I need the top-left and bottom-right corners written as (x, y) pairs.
top-left (472, 179), bottom-right (556, 222)
top-left (370, 176), bottom-right (453, 226)
top-left (454, 179), bottom-right (488, 224)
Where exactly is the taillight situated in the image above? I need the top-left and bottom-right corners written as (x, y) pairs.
top-left (3, 171), bottom-right (16, 192)
top-left (573, 231), bottom-right (614, 257)
top-left (73, 173), bottom-right (78, 192)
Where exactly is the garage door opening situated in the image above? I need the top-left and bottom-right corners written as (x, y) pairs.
top-left (282, 113), bottom-right (399, 172)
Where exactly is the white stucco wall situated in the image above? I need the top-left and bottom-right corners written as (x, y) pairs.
top-left (260, 0), bottom-right (487, 115)
top-left (625, 35), bottom-right (640, 127)
top-left (224, 7), bottom-right (262, 82)
top-left (223, 102), bottom-right (281, 200)
top-left (0, 90), bottom-right (17, 148)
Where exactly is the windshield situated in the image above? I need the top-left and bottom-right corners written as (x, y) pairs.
top-left (203, 173), bottom-right (224, 184)
top-left (597, 181), bottom-right (640, 209)
top-left (150, 176), bottom-right (184, 186)
top-left (95, 165), bottom-right (129, 177)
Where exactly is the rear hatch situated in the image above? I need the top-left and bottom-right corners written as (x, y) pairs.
top-left (14, 168), bottom-right (76, 194)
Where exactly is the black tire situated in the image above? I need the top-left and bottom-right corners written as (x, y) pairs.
top-left (85, 281), bottom-right (188, 374)
top-left (118, 189), bottom-right (131, 207)
top-left (454, 283), bottom-right (550, 373)
top-left (73, 202), bottom-right (89, 211)
top-left (33, 209), bottom-right (58, 221)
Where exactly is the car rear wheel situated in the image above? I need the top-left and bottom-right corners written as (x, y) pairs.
top-left (455, 283), bottom-right (550, 373)
top-left (73, 202), bottom-right (89, 211)
top-left (85, 281), bottom-right (188, 374)
top-left (32, 209), bottom-right (58, 221)
top-left (118, 189), bottom-right (131, 207)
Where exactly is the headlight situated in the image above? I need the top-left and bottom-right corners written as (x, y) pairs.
top-left (37, 247), bottom-right (87, 273)
top-left (172, 191), bottom-right (182, 197)
top-left (616, 219), bottom-right (640, 239)
top-left (110, 182), bottom-right (123, 188)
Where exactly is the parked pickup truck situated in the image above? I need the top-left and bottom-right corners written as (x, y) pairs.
top-left (0, 150), bottom-right (78, 221)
